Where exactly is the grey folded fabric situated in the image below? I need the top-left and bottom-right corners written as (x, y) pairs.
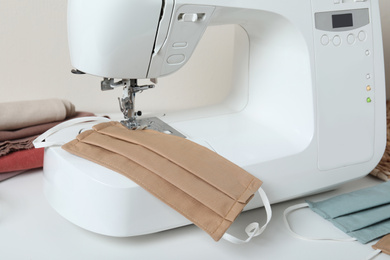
top-left (0, 99), bottom-right (76, 131)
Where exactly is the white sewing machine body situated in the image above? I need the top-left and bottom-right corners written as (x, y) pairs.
top-left (43, 0), bottom-right (386, 237)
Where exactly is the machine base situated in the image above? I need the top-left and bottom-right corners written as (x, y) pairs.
top-left (42, 115), bottom-right (374, 237)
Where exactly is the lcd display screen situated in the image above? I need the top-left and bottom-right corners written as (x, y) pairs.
top-left (332, 13), bottom-right (353, 28)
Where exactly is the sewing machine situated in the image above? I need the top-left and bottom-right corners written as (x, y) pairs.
top-left (43, 0), bottom-right (386, 237)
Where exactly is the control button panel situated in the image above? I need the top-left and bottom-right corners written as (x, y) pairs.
top-left (319, 29), bottom-right (367, 47)
top-left (313, 3), bottom-right (375, 170)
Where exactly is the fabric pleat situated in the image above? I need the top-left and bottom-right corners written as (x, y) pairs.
top-left (62, 121), bottom-right (262, 241)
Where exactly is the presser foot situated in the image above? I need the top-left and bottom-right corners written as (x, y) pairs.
top-left (121, 117), bottom-right (186, 138)
top-left (99, 78), bottom-right (154, 129)
top-left (100, 78), bottom-right (184, 137)
top-left (113, 78), bottom-right (154, 129)
top-left (120, 119), bottom-right (140, 130)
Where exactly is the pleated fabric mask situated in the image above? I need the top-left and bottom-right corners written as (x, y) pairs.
top-left (367, 234), bottom-right (390, 259)
top-left (61, 121), bottom-right (272, 243)
top-left (284, 181), bottom-right (390, 244)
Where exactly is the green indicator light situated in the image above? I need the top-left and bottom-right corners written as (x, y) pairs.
top-left (367, 97), bottom-right (372, 103)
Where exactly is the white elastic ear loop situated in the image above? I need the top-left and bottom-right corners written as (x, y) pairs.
top-left (365, 249), bottom-right (382, 260)
top-left (33, 116), bottom-right (111, 148)
top-left (222, 187), bottom-right (272, 244)
top-left (283, 203), bottom-right (357, 242)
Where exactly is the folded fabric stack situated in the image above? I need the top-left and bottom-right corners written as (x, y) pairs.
top-left (0, 99), bottom-right (94, 181)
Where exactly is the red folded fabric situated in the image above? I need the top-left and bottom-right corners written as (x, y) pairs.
top-left (0, 111), bottom-right (95, 142)
top-left (0, 148), bottom-right (44, 173)
top-left (0, 170), bottom-right (26, 182)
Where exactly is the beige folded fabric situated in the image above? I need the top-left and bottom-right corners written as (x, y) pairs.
top-left (63, 121), bottom-right (262, 241)
top-left (372, 234), bottom-right (390, 255)
top-left (0, 99), bottom-right (76, 131)
top-left (0, 111), bottom-right (95, 141)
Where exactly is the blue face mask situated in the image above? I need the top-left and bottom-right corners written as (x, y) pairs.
top-left (284, 181), bottom-right (390, 244)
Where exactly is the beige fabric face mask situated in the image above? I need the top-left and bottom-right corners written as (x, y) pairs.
top-left (60, 121), bottom-right (271, 243)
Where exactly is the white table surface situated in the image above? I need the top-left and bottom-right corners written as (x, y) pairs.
top-left (0, 170), bottom-right (388, 260)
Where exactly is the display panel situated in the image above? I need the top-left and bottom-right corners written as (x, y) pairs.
top-left (332, 13), bottom-right (353, 28)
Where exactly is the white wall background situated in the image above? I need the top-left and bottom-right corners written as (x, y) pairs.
top-left (1, 0), bottom-right (389, 113)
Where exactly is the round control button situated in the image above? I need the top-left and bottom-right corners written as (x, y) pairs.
top-left (358, 31), bottom-right (367, 41)
top-left (347, 34), bottom-right (355, 45)
top-left (167, 54), bottom-right (185, 65)
top-left (332, 35), bottom-right (341, 46)
top-left (321, 35), bottom-right (329, 46)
